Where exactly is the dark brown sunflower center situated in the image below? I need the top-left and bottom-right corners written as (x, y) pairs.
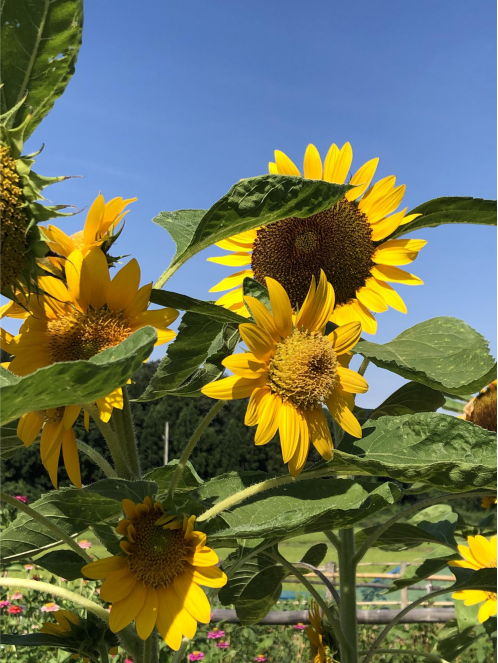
top-left (251, 199), bottom-right (375, 309)
top-left (46, 308), bottom-right (132, 362)
top-left (267, 329), bottom-right (338, 410)
top-left (0, 145), bottom-right (28, 292)
top-left (469, 387), bottom-right (497, 432)
top-left (127, 510), bottom-right (190, 587)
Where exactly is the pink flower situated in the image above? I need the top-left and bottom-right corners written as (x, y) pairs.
top-left (293, 622), bottom-right (306, 630)
top-left (41, 602), bottom-right (59, 612)
top-left (207, 627), bottom-right (225, 639)
top-left (254, 657), bottom-right (268, 662)
top-left (8, 605), bottom-right (23, 614)
top-left (24, 564), bottom-right (34, 571)
top-left (78, 540), bottom-right (92, 549)
top-left (10, 592), bottom-right (23, 601)
top-left (125, 659), bottom-right (133, 663)
top-left (0, 600), bottom-right (11, 608)
top-left (188, 653), bottom-right (205, 661)
top-left (215, 640), bottom-right (229, 649)
top-left (15, 495), bottom-right (28, 504)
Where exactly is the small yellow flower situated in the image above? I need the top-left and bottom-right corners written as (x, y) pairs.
top-left (42, 193), bottom-right (136, 262)
top-left (481, 496), bottom-right (497, 509)
top-left (450, 535), bottom-right (497, 623)
top-left (1, 248), bottom-right (178, 488)
top-left (208, 141), bottom-right (426, 334)
top-left (202, 271), bottom-right (367, 476)
top-left (306, 600), bottom-right (328, 663)
top-left (82, 497), bottom-right (227, 650)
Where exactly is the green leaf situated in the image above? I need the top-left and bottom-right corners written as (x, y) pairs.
top-left (1, 0), bottom-right (84, 137)
top-left (144, 460), bottom-right (203, 498)
top-left (391, 197), bottom-right (497, 239)
top-left (369, 382), bottom-right (445, 419)
top-left (0, 327), bottom-right (157, 425)
top-left (332, 412), bottom-right (497, 492)
top-left (0, 479), bottom-right (151, 561)
top-left (2, 633), bottom-right (73, 647)
top-left (243, 277), bottom-right (271, 312)
top-left (454, 599), bottom-right (483, 630)
top-left (150, 289), bottom-right (247, 325)
top-left (434, 620), bottom-right (479, 661)
top-left (138, 313), bottom-right (238, 401)
top-left (0, 421), bottom-right (25, 459)
top-left (198, 475), bottom-right (401, 543)
top-left (90, 523), bottom-right (122, 556)
top-left (354, 317), bottom-right (496, 397)
top-left (444, 398), bottom-right (466, 414)
top-left (154, 175), bottom-right (353, 282)
top-left (35, 549), bottom-right (86, 580)
top-left (387, 553), bottom-right (456, 593)
top-left (450, 567), bottom-right (496, 593)
top-left (300, 543), bottom-right (328, 567)
top-left (84, 478), bottom-right (157, 503)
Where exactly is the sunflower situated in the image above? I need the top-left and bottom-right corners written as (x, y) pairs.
top-left (449, 535), bottom-right (497, 623)
top-left (39, 609), bottom-right (118, 660)
top-left (208, 141), bottom-right (426, 334)
top-left (1, 248), bottom-right (178, 487)
top-left (82, 497), bottom-right (227, 650)
top-left (306, 600), bottom-right (329, 663)
top-left (462, 380), bottom-right (497, 433)
top-left (481, 496), bottom-right (497, 509)
top-left (201, 271), bottom-right (367, 476)
top-left (42, 193), bottom-right (136, 267)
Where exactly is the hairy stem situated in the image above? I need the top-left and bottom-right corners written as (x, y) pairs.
top-left (143, 630), bottom-right (158, 663)
top-left (0, 577), bottom-right (108, 622)
top-left (0, 492), bottom-right (91, 563)
top-left (99, 642), bottom-right (109, 663)
top-left (357, 358), bottom-right (370, 377)
top-left (325, 530), bottom-right (341, 550)
top-left (85, 405), bottom-right (131, 479)
top-left (76, 439), bottom-right (117, 478)
top-left (353, 491), bottom-right (492, 564)
top-left (197, 467), bottom-right (330, 523)
top-left (168, 399), bottom-right (226, 500)
top-left (359, 650), bottom-right (450, 662)
top-left (171, 638), bottom-right (190, 662)
top-left (338, 528), bottom-right (358, 663)
top-left (112, 387), bottom-right (141, 481)
top-left (294, 562), bottom-right (341, 608)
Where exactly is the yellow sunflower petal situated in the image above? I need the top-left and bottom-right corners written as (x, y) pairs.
top-left (479, 598), bottom-right (497, 622)
top-left (109, 581), bottom-right (147, 633)
top-left (326, 142), bottom-right (352, 184)
top-left (62, 429), bottom-right (82, 488)
top-left (327, 392), bottom-right (362, 437)
top-left (243, 296), bottom-right (280, 342)
top-left (266, 277), bottom-right (293, 338)
top-left (366, 184), bottom-right (406, 224)
top-left (201, 374), bottom-right (265, 400)
top-left (123, 283), bottom-right (153, 319)
top-left (296, 272), bottom-right (335, 332)
top-left (356, 285), bottom-right (388, 313)
top-left (239, 323), bottom-right (275, 360)
top-left (468, 535), bottom-right (497, 568)
top-left (303, 144), bottom-right (323, 180)
top-left (322, 144), bottom-right (339, 183)
top-left (278, 400), bottom-right (301, 463)
top-left (344, 157), bottom-right (379, 201)
top-left (100, 568), bottom-right (137, 602)
top-left (187, 565), bottom-right (227, 589)
top-left (369, 208), bottom-right (407, 241)
top-left (305, 407), bottom-right (333, 461)
top-left (371, 265), bottom-right (423, 285)
top-left (135, 586), bottom-right (159, 639)
top-left (245, 386), bottom-right (270, 426)
top-left (132, 308), bottom-right (179, 331)
top-left (288, 420), bottom-right (309, 477)
top-left (330, 300), bottom-right (377, 335)
top-left (62, 405), bottom-right (81, 430)
top-left (207, 252), bottom-right (252, 266)
top-left (255, 394), bottom-right (281, 445)
top-left (82, 556), bottom-right (129, 579)
top-left (107, 258), bottom-right (141, 311)
top-left (268, 162), bottom-right (278, 174)
top-left (82, 248), bottom-right (112, 310)
top-left (17, 412), bottom-right (43, 446)
top-left (156, 586), bottom-right (197, 649)
top-left (187, 547), bottom-right (220, 568)
top-left (43, 225), bottom-right (75, 257)
top-left (209, 269), bottom-right (254, 293)
top-left (329, 321), bottom-right (362, 355)
top-left (174, 573), bottom-right (211, 624)
top-left (222, 352), bottom-right (267, 378)
top-left (336, 366), bottom-right (368, 394)
top-left (373, 239), bottom-right (427, 266)
top-left (453, 589), bottom-right (489, 606)
top-left (399, 212), bottom-right (422, 226)
top-left (83, 194), bottom-right (106, 245)
top-left (367, 278), bottom-right (407, 313)
top-left (274, 150), bottom-right (301, 176)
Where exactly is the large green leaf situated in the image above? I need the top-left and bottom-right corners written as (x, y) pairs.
top-left (387, 551), bottom-right (456, 593)
top-left (0, 479), bottom-right (154, 561)
top-left (0, 422), bottom-right (24, 459)
top-left (150, 289), bottom-right (247, 325)
top-left (331, 412), bottom-right (496, 492)
top-left (390, 197), bottom-right (496, 239)
top-left (154, 175), bottom-right (353, 282)
top-left (138, 313), bottom-right (238, 401)
top-left (0, 327), bottom-right (157, 425)
top-left (354, 317), bottom-right (496, 397)
top-left (1, 0), bottom-right (84, 136)
top-left (197, 474), bottom-right (401, 543)
top-left (144, 461), bottom-right (203, 498)
top-left (434, 620), bottom-right (479, 662)
top-left (35, 549), bottom-right (86, 580)
top-left (368, 382), bottom-right (445, 419)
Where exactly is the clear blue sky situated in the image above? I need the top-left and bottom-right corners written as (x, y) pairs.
top-left (17, 0), bottom-right (497, 406)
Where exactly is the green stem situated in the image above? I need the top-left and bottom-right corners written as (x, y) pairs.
top-left (2, 530), bottom-right (86, 563)
top-left (112, 387), bottom-right (141, 481)
top-left (294, 562), bottom-right (341, 608)
top-left (338, 529), bottom-right (358, 663)
top-left (0, 492), bottom-right (91, 563)
top-left (325, 530), bottom-right (341, 550)
top-left (168, 400), bottom-right (226, 500)
top-left (357, 358), bottom-right (370, 377)
top-left (118, 627), bottom-right (144, 661)
top-left (353, 490), bottom-right (492, 564)
top-left (98, 641), bottom-right (109, 663)
top-left (171, 638), bottom-right (190, 662)
top-left (143, 630), bottom-right (158, 663)
top-left (86, 405), bottom-right (131, 479)
top-left (0, 577), bottom-right (109, 622)
top-left (197, 467), bottom-right (330, 523)
top-left (361, 587), bottom-right (452, 663)
top-left (272, 550), bottom-right (348, 655)
top-left (76, 439), bottom-right (117, 478)
top-left (359, 650), bottom-right (449, 662)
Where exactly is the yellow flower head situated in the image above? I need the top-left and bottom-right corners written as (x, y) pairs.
top-left (306, 600), bottom-right (328, 663)
top-left (462, 380), bottom-right (497, 433)
top-left (208, 141), bottom-right (426, 334)
top-left (481, 496), bottom-right (497, 509)
top-left (42, 193), bottom-right (136, 262)
top-left (450, 534), bottom-right (497, 623)
top-left (82, 497), bottom-right (227, 650)
top-left (40, 609), bottom-right (80, 636)
top-left (1, 248), bottom-right (178, 488)
top-left (202, 271), bottom-right (367, 476)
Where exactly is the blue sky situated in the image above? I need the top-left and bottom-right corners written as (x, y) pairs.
top-left (16, 0), bottom-right (497, 406)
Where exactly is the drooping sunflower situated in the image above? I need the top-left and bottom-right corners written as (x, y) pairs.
top-left (208, 141), bottom-right (426, 334)
top-left (0, 110), bottom-right (70, 298)
top-left (0, 248), bottom-right (178, 487)
top-left (449, 535), bottom-right (497, 623)
top-left (462, 380), bottom-right (497, 433)
top-left (82, 497), bottom-right (227, 650)
top-left (39, 609), bottom-right (118, 660)
top-left (201, 271), bottom-right (367, 476)
top-left (306, 600), bottom-right (330, 663)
